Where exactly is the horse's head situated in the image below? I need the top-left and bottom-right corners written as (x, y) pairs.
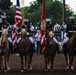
top-left (1, 28), bottom-right (8, 44)
top-left (47, 31), bottom-right (54, 47)
top-left (21, 29), bottom-right (27, 37)
top-left (48, 31), bottom-right (54, 40)
top-left (21, 29), bottom-right (27, 44)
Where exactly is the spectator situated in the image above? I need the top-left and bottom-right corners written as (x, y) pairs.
top-left (54, 23), bottom-right (61, 31)
top-left (30, 22), bottom-right (34, 31)
top-left (62, 22), bottom-right (67, 29)
top-left (35, 30), bottom-right (41, 54)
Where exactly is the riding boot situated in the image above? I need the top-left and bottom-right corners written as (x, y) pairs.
top-left (32, 43), bottom-right (35, 53)
top-left (56, 43), bottom-right (60, 54)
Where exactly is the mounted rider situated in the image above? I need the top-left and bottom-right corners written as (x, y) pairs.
top-left (62, 16), bottom-right (76, 49)
top-left (17, 20), bottom-right (35, 53)
top-left (53, 23), bottom-right (61, 54)
top-left (46, 18), bottom-right (60, 54)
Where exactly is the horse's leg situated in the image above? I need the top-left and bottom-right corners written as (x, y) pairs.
top-left (27, 54), bottom-right (33, 71)
top-left (44, 55), bottom-right (48, 71)
top-left (24, 55), bottom-right (27, 70)
top-left (27, 55), bottom-right (30, 71)
top-left (0, 54), bottom-right (2, 71)
top-left (7, 52), bottom-right (10, 70)
top-left (64, 54), bottom-right (69, 70)
top-left (4, 55), bottom-right (8, 72)
top-left (71, 55), bottom-right (74, 70)
top-left (19, 54), bottom-right (24, 72)
top-left (29, 54), bottom-right (33, 70)
top-left (47, 56), bottom-right (50, 70)
top-left (69, 54), bottom-right (74, 70)
top-left (50, 55), bottom-right (54, 71)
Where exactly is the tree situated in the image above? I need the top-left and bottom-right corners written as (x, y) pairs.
top-left (0, 0), bottom-right (12, 10)
top-left (24, 0), bottom-right (75, 25)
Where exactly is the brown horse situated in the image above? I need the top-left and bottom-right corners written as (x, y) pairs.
top-left (18, 29), bottom-right (34, 72)
top-left (64, 32), bottom-right (76, 71)
top-left (0, 29), bottom-right (10, 72)
top-left (44, 31), bottom-right (57, 71)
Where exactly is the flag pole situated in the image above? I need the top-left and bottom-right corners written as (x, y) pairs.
top-left (21, 0), bottom-right (24, 25)
top-left (41, 0), bottom-right (46, 53)
top-left (12, 0), bottom-right (22, 45)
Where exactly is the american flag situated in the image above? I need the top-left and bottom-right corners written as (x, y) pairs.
top-left (12, 0), bottom-right (22, 45)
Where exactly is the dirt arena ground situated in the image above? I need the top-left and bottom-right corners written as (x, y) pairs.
top-left (0, 53), bottom-right (76, 75)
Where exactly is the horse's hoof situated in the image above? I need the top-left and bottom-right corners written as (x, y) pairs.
top-left (30, 67), bottom-right (32, 70)
top-left (4, 70), bottom-right (7, 72)
top-left (66, 66), bottom-right (69, 70)
top-left (20, 70), bottom-right (24, 72)
top-left (24, 67), bottom-right (27, 70)
top-left (71, 66), bottom-right (73, 70)
top-left (7, 67), bottom-right (10, 70)
top-left (44, 69), bottom-right (48, 71)
top-left (28, 69), bottom-right (31, 71)
top-left (47, 65), bottom-right (50, 70)
top-left (51, 69), bottom-right (54, 72)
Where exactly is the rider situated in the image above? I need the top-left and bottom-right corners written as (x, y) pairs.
top-left (17, 23), bottom-right (35, 53)
top-left (36, 22), bottom-right (41, 30)
top-left (2, 20), bottom-right (13, 52)
top-left (26, 23), bottom-right (35, 53)
top-left (62, 16), bottom-right (76, 50)
top-left (53, 23), bottom-right (61, 54)
top-left (46, 22), bottom-right (60, 54)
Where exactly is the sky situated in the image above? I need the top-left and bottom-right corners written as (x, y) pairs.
top-left (65, 0), bottom-right (76, 12)
top-left (11, 0), bottom-right (76, 12)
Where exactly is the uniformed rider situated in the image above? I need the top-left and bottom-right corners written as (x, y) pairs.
top-left (17, 24), bottom-right (35, 53)
top-left (62, 16), bottom-right (76, 49)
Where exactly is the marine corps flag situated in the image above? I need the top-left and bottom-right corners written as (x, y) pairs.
top-left (41, 0), bottom-right (46, 53)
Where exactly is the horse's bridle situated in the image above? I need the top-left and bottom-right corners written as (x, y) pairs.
top-left (47, 35), bottom-right (54, 49)
top-left (20, 36), bottom-right (29, 50)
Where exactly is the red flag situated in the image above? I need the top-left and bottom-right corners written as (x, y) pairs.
top-left (41, 0), bottom-right (46, 53)
top-left (12, 0), bottom-right (22, 45)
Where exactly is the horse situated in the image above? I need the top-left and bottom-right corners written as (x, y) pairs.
top-left (44, 31), bottom-right (57, 71)
top-left (18, 29), bottom-right (34, 72)
top-left (0, 29), bottom-right (10, 72)
top-left (64, 32), bottom-right (76, 70)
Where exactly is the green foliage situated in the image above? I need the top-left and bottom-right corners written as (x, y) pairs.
top-left (0, 0), bottom-right (12, 10)
top-left (23, 0), bottom-right (75, 25)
